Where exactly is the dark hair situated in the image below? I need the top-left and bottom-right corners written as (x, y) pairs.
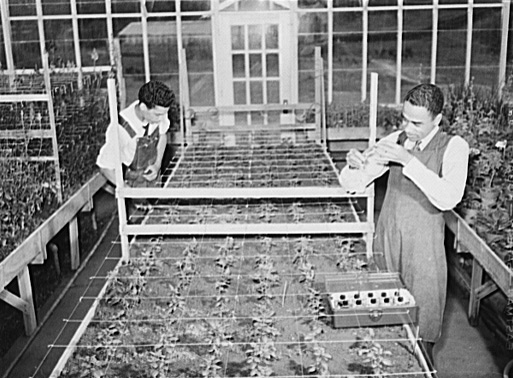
top-left (404, 83), bottom-right (444, 118)
top-left (138, 80), bottom-right (175, 109)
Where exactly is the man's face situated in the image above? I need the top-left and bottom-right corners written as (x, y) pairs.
top-left (400, 101), bottom-right (441, 142)
top-left (141, 104), bottom-right (169, 124)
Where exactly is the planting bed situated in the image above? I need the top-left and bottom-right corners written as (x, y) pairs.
top-left (54, 136), bottom-right (431, 377)
top-left (59, 236), bottom-right (425, 378)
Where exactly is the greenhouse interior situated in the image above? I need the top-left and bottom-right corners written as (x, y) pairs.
top-left (0, 0), bottom-right (513, 377)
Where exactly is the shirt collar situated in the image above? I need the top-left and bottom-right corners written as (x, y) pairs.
top-left (410, 125), bottom-right (439, 150)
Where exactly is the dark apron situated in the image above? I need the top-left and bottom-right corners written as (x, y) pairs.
top-left (120, 117), bottom-right (161, 188)
top-left (374, 129), bottom-right (451, 343)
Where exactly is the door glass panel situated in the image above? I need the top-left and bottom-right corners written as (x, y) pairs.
top-left (233, 82), bottom-right (247, 104)
top-left (249, 54), bottom-right (262, 77)
top-left (267, 80), bottom-right (280, 103)
top-left (268, 111), bottom-right (281, 124)
top-left (265, 24), bottom-right (278, 49)
top-left (235, 112), bottom-right (248, 125)
top-left (248, 24), bottom-right (262, 49)
top-left (232, 54), bottom-right (245, 78)
top-left (251, 111), bottom-right (264, 124)
top-left (250, 82), bottom-right (263, 104)
top-left (231, 25), bottom-right (245, 50)
top-left (266, 54), bottom-right (279, 77)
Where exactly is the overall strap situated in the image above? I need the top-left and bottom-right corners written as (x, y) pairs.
top-left (119, 115), bottom-right (137, 138)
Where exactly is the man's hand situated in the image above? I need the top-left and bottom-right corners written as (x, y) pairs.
top-left (143, 164), bottom-right (160, 181)
top-left (374, 140), bottom-right (414, 166)
top-left (346, 148), bottom-right (368, 169)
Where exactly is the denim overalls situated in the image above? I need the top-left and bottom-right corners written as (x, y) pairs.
top-left (120, 117), bottom-right (161, 187)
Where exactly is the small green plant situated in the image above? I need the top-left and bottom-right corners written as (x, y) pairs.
top-left (350, 328), bottom-right (394, 377)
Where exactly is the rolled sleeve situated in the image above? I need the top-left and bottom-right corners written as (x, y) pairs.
top-left (402, 136), bottom-right (469, 210)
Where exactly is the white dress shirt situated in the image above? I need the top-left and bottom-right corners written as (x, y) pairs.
top-left (96, 101), bottom-right (170, 170)
top-left (340, 127), bottom-right (470, 211)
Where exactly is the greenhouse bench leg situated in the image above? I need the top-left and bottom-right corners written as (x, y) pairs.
top-left (468, 258), bottom-right (498, 327)
top-left (0, 266), bottom-right (37, 335)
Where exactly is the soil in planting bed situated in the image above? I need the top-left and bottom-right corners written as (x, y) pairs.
top-left (59, 236), bottom-right (426, 378)
top-left (130, 198), bottom-right (366, 226)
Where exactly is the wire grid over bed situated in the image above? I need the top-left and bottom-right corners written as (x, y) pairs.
top-left (47, 76), bottom-right (434, 377)
top-left (48, 131), bottom-right (434, 377)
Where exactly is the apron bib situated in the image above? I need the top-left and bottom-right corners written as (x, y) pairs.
top-left (374, 129), bottom-right (451, 343)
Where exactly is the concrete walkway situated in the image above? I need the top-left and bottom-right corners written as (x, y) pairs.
top-left (1, 189), bottom-right (513, 377)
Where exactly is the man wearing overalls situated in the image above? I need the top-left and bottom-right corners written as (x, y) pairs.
top-left (339, 84), bottom-right (469, 366)
top-left (96, 80), bottom-right (175, 192)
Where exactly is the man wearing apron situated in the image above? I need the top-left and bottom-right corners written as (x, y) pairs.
top-left (339, 84), bottom-right (469, 365)
top-left (96, 80), bottom-right (174, 195)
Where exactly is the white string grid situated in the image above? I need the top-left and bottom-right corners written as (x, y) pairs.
top-left (52, 136), bottom-right (433, 377)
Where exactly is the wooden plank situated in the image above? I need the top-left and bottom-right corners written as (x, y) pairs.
top-left (192, 103), bottom-right (317, 114)
top-left (444, 210), bottom-right (513, 296)
top-left (0, 288), bottom-right (28, 312)
top-left (0, 129), bottom-right (54, 139)
top-left (0, 232), bottom-right (43, 292)
top-left (0, 173), bottom-right (106, 291)
top-left (469, 258), bottom-right (484, 326)
top-left (0, 93), bottom-right (49, 102)
top-left (191, 123), bottom-right (317, 132)
top-left (18, 266), bottom-right (37, 335)
top-left (328, 127), bottom-right (371, 141)
top-left (121, 185), bottom-right (370, 199)
top-left (69, 217), bottom-right (80, 270)
top-left (128, 184), bottom-right (370, 199)
top-left (124, 221), bottom-right (374, 236)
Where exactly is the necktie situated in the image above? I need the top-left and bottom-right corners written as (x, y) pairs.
top-left (142, 124), bottom-right (149, 137)
top-left (413, 140), bottom-right (422, 151)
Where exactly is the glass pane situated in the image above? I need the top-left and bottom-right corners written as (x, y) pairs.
top-left (248, 25), bottom-right (262, 50)
top-left (403, 10), bottom-right (432, 84)
top-left (45, 20), bottom-right (75, 67)
top-left (112, 0), bottom-right (140, 13)
top-left (332, 69), bottom-right (362, 104)
top-left (265, 24), bottom-right (278, 49)
top-left (368, 10), bottom-right (397, 101)
top-left (77, 0), bottom-right (106, 14)
top-left (189, 73), bottom-right (214, 106)
top-left (181, 0), bottom-right (210, 11)
top-left (232, 54), bottom-right (245, 78)
top-left (268, 111), bottom-right (281, 124)
top-left (299, 0), bottom-right (327, 8)
top-left (235, 112), bottom-right (248, 125)
top-left (267, 81), bottom-right (280, 104)
top-left (369, 0), bottom-right (397, 5)
top-left (79, 19), bottom-right (109, 67)
top-left (231, 25), bottom-right (245, 50)
top-left (249, 54), bottom-right (262, 77)
top-left (333, 0), bottom-right (362, 7)
top-left (9, 0), bottom-right (36, 16)
top-left (43, 0), bottom-right (71, 15)
top-left (234, 82), bottom-right (247, 104)
top-left (116, 18), bottom-right (143, 97)
top-left (185, 34), bottom-right (214, 74)
top-left (149, 23), bottom-right (177, 74)
top-left (266, 54), bottom-right (279, 77)
top-left (12, 21), bottom-right (40, 69)
top-left (147, 0), bottom-right (175, 12)
top-left (334, 10), bottom-right (362, 33)
top-left (250, 81), bottom-right (263, 104)
top-left (437, 9), bottom-right (466, 86)
top-left (250, 111), bottom-right (264, 125)
top-left (471, 8), bottom-right (501, 88)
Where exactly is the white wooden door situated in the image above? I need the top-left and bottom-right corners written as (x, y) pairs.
top-left (216, 11), bottom-right (296, 126)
